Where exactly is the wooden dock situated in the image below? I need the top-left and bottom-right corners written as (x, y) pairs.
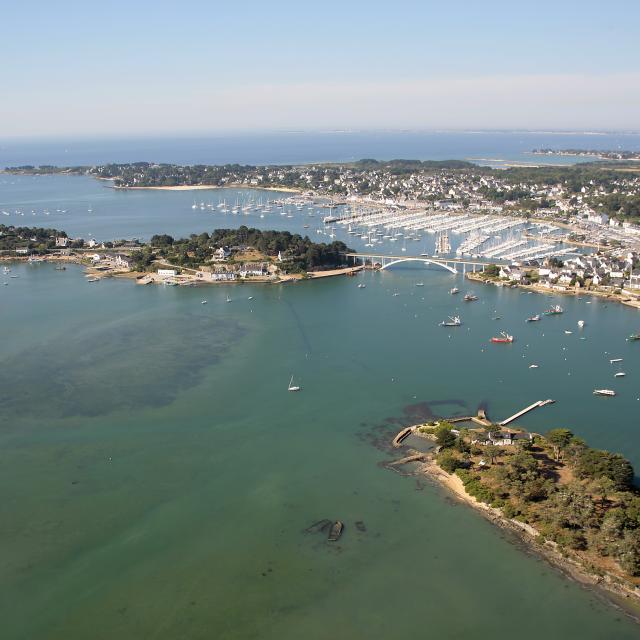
top-left (499, 399), bottom-right (555, 426)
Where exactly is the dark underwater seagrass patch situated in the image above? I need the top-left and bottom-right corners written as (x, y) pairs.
top-left (0, 314), bottom-right (247, 419)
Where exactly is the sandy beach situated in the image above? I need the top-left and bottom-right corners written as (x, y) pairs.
top-left (111, 183), bottom-right (302, 193)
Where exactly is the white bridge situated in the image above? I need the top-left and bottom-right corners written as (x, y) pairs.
top-left (345, 253), bottom-right (490, 275)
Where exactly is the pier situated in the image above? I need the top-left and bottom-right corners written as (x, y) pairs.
top-left (499, 399), bottom-right (555, 426)
top-left (392, 426), bottom-right (415, 447)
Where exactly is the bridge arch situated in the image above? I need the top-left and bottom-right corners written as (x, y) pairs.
top-left (378, 258), bottom-right (457, 274)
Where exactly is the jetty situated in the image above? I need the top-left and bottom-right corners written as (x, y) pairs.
top-left (388, 453), bottom-right (427, 466)
top-left (392, 426), bottom-right (415, 447)
top-left (499, 399), bottom-right (555, 426)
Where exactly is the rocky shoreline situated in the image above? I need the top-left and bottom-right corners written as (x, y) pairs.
top-left (413, 450), bottom-right (640, 621)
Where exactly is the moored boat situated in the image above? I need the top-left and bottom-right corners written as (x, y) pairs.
top-left (491, 332), bottom-right (513, 343)
top-left (544, 305), bottom-right (563, 315)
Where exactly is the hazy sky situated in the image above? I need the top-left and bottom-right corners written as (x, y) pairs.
top-left (2, 0), bottom-right (639, 137)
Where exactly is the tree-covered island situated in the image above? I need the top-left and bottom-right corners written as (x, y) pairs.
top-left (415, 421), bottom-right (640, 595)
top-left (0, 224), bottom-right (354, 284)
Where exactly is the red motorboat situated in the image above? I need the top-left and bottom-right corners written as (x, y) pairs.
top-left (491, 332), bottom-right (514, 344)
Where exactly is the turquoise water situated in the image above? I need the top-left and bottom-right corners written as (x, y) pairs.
top-left (1, 174), bottom-right (640, 637)
top-left (1, 257), bottom-right (640, 639)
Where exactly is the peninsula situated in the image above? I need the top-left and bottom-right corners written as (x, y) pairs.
top-left (0, 224), bottom-right (355, 284)
top-left (532, 148), bottom-right (640, 162)
top-left (393, 420), bottom-right (640, 606)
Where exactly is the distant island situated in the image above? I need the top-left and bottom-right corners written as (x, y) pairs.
top-left (0, 224), bottom-right (356, 284)
top-left (393, 419), bottom-right (640, 603)
top-left (532, 148), bottom-right (640, 161)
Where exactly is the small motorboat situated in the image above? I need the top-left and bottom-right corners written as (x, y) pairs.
top-left (463, 293), bottom-right (478, 302)
top-left (450, 287), bottom-right (459, 295)
top-left (610, 358), bottom-right (623, 364)
top-left (564, 330), bottom-right (572, 335)
top-left (627, 333), bottom-right (640, 342)
top-left (593, 389), bottom-right (616, 397)
top-left (544, 305), bottom-right (563, 315)
top-left (526, 314), bottom-right (541, 322)
top-left (614, 372), bottom-right (626, 378)
top-left (529, 364), bottom-right (539, 369)
top-left (248, 296), bottom-right (254, 300)
top-left (415, 282), bottom-right (424, 287)
top-left (578, 320), bottom-right (585, 328)
top-left (491, 332), bottom-right (514, 344)
top-left (201, 300), bottom-right (208, 305)
top-left (328, 521), bottom-right (344, 542)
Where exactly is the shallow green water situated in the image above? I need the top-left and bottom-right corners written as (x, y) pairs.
top-left (1, 263), bottom-right (640, 639)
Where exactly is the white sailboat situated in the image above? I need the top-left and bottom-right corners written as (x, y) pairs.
top-left (288, 375), bottom-right (301, 392)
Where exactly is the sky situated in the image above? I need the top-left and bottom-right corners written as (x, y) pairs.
top-left (1, 0), bottom-right (639, 137)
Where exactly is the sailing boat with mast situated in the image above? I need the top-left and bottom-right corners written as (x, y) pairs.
top-left (288, 375), bottom-right (301, 392)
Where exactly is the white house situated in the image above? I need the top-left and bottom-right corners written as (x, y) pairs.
top-left (213, 247), bottom-right (230, 261)
top-left (114, 255), bottom-right (131, 269)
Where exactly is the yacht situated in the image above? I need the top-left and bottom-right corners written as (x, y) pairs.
top-left (491, 332), bottom-right (514, 343)
top-left (593, 389), bottom-right (616, 397)
top-left (450, 287), bottom-right (460, 295)
top-left (544, 305), bottom-right (563, 315)
top-left (526, 314), bottom-right (541, 322)
top-left (577, 320), bottom-right (585, 328)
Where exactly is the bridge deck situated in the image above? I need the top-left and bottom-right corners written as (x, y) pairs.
top-left (345, 252), bottom-right (490, 266)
